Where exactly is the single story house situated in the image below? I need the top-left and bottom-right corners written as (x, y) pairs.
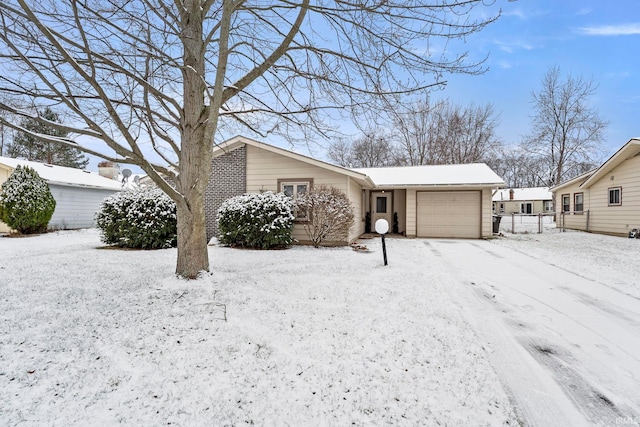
top-left (206, 136), bottom-right (505, 244)
top-left (492, 187), bottom-right (553, 215)
top-left (550, 138), bottom-right (640, 236)
top-left (0, 156), bottom-right (123, 232)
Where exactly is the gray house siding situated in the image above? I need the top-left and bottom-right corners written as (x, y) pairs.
top-left (205, 145), bottom-right (247, 240)
top-left (48, 184), bottom-right (119, 229)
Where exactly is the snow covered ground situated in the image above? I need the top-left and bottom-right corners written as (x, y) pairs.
top-left (2, 228), bottom-right (639, 426)
top-left (434, 230), bottom-right (640, 426)
top-left (0, 229), bottom-right (519, 426)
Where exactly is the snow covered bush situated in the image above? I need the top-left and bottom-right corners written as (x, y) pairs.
top-left (95, 187), bottom-right (177, 249)
top-left (296, 185), bottom-right (354, 247)
top-left (217, 192), bottom-right (295, 249)
top-left (0, 165), bottom-right (56, 234)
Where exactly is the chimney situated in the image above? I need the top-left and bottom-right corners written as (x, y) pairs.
top-left (98, 161), bottom-right (119, 180)
top-left (509, 189), bottom-right (515, 200)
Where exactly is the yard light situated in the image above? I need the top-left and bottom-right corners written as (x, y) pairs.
top-left (375, 219), bottom-right (389, 266)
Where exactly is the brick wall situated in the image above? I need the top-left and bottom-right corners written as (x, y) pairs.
top-left (204, 145), bottom-right (247, 240)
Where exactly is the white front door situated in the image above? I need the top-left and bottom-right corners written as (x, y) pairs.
top-left (371, 192), bottom-right (393, 231)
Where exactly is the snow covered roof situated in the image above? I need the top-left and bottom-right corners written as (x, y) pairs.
top-left (0, 156), bottom-right (123, 190)
top-left (353, 163), bottom-right (505, 187)
top-left (493, 187), bottom-right (552, 202)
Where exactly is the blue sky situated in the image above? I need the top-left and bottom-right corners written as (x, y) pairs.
top-left (425, 0), bottom-right (640, 160)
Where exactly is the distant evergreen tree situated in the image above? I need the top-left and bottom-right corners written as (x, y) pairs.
top-left (7, 107), bottom-right (88, 169)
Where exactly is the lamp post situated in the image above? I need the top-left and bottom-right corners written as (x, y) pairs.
top-left (375, 219), bottom-right (389, 266)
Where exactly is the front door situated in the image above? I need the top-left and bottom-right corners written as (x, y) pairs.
top-left (371, 191), bottom-right (393, 232)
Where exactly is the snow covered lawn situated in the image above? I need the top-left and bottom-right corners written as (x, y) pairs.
top-left (0, 230), bottom-right (519, 426)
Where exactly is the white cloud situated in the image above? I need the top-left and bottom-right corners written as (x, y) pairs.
top-left (575, 8), bottom-right (593, 16)
top-left (502, 8), bottom-right (528, 20)
top-left (577, 23), bottom-right (640, 36)
top-left (494, 39), bottom-right (534, 54)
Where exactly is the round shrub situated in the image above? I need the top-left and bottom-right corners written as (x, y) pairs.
top-left (217, 192), bottom-right (295, 249)
top-left (0, 165), bottom-right (56, 234)
top-left (95, 187), bottom-right (177, 249)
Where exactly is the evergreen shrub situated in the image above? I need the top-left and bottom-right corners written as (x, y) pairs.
top-left (95, 187), bottom-right (177, 249)
top-left (0, 165), bottom-right (56, 234)
top-left (217, 192), bottom-right (295, 249)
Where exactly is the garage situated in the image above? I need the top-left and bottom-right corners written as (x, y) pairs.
top-left (416, 191), bottom-right (481, 238)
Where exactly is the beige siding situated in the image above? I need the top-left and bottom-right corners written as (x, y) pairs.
top-left (587, 155), bottom-right (640, 236)
top-left (406, 189), bottom-right (417, 237)
top-left (245, 144), bottom-right (356, 244)
top-left (347, 177), bottom-right (364, 242)
top-left (554, 180), bottom-right (590, 231)
top-left (481, 188), bottom-right (493, 237)
top-left (394, 189), bottom-right (407, 234)
top-left (496, 199), bottom-right (549, 214)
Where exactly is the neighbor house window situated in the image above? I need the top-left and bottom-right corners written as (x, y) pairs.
top-left (279, 179), bottom-right (312, 220)
top-left (608, 187), bottom-right (621, 206)
top-left (562, 194), bottom-right (570, 213)
top-left (499, 203), bottom-right (505, 213)
top-left (376, 196), bottom-right (387, 213)
top-left (520, 202), bottom-right (533, 214)
top-left (574, 193), bottom-right (584, 214)
top-left (544, 201), bottom-right (554, 212)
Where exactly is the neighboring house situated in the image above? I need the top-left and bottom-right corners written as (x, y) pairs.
top-left (0, 156), bottom-right (123, 232)
top-left (206, 136), bottom-right (505, 244)
top-left (492, 187), bottom-right (553, 215)
top-left (550, 138), bottom-right (640, 237)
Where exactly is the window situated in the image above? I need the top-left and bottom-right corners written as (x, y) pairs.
top-left (544, 201), bottom-right (554, 212)
top-left (609, 187), bottom-right (621, 206)
top-left (279, 179), bottom-right (312, 220)
top-left (562, 194), bottom-right (570, 213)
top-left (520, 202), bottom-right (533, 214)
top-left (499, 203), bottom-right (505, 213)
top-left (376, 196), bottom-right (387, 213)
top-left (574, 193), bottom-right (584, 214)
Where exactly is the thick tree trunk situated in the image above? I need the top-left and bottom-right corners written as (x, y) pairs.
top-left (175, 191), bottom-right (209, 279)
top-left (174, 0), bottom-right (211, 279)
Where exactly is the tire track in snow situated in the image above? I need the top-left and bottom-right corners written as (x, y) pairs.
top-left (424, 239), bottom-right (640, 426)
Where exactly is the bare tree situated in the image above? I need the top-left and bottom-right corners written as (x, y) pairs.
top-left (491, 147), bottom-right (548, 188)
top-left (389, 96), bottom-right (445, 166)
top-left (0, 96), bottom-right (17, 156)
top-left (326, 138), bottom-right (356, 168)
top-left (296, 185), bottom-right (354, 248)
top-left (328, 131), bottom-right (398, 167)
top-left (0, 0), bottom-right (498, 278)
top-left (389, 97), bottom-right (502, 166)
top-left (522, 66), bottom-right (608, 187)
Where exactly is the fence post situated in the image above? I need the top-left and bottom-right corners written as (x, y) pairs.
top-left (561, 211), bottom-right (565, 232)
top-left (538, 213), bottom-right (542, 234)
top-left (511, 212), bottom-right (515, 234)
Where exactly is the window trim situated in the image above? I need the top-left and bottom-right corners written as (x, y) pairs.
top-left (278, 178), bottom-right (313, 222)
top-left (561, 194), bottom-right (570, 213)
top-left (574, 192), bottom-right (584, 214)
top-left (544, 200), bottom-right (554, 212)
top-left (608, 187), bottom-right (622, 206)
top-left (520, 202), bottom-right (533, 214)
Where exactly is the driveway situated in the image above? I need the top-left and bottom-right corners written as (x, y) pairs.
top-left (423, 238), bottom-right (640, 427)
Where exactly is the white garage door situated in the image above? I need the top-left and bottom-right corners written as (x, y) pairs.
top-left (417, 191), bottom-right (481, 238)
